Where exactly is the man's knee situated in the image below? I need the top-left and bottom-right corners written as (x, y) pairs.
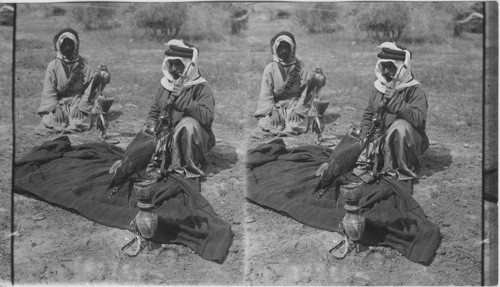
top-left (176, 117), bottom-right (200, 133)
top-left (387, 119), bottom-right (413, 136)
top-left (258, 116), bottom-right (284, 133)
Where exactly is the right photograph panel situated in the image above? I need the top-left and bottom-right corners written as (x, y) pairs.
top-left (244, 2), bottom-right (486, 285)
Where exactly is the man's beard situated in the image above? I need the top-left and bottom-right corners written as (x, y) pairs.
top-left (170, 71), bottom-right (181, 80)
top-left (278, 53), bottom-right (290, 62)
top-left (384, 74), bottom-right (394, 82)
top-left (62, 49), bottom-right (75, 60)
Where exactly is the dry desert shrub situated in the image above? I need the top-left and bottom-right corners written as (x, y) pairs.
top-left (131, 3), bottom-right (187, 42)
top-left (292, 2), bottom-right (343, 33)
top-left (179, 3), bottom-right (233, 42)
top-left (69, 3), bottom-right (118, 31)
top-left (288, 2), bottom-right (483, 45)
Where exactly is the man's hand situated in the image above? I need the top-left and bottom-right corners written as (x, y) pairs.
top-left (53, 105), bottom-right (67, 124)
top-left (287, 110), bottom-right (302, 122)
top-left (71, 107), bottom-right (86, 120)
top-left (269, 109), bottom-right (284, 128)
top-left (384, 86), bottom-right (403, 114)
top-left (383, 86), bottom-right (397, 104)
top-left (172, 82), bottom-right (185, 99)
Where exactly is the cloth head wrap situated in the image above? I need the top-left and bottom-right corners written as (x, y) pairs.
top-left (53, 28), bottom-right (80, 63)
top-left (270, 31), bottom-right (297, 66)
top-left (374, 42), bottom-right (420, 93)
top-left (161, 39), bottom-right (207, 92)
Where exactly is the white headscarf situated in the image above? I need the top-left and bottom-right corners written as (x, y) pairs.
top-left (374, 42), bottom-right (420, 93)
top-left (55, 32), bottom-right (80, 63)
top-left (161, 39), bottom-right (207, 91)
top-left (272, 35), bottom-right (297, 66)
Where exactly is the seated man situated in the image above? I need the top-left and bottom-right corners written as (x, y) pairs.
top-left (356, 42), bottom-right (429, 181)
top-left (253, 31), bottom-right (325, 137)
top-left (35, 28), bottom-right (105, 135)
top-left (144, 39), bottom-right (215, 179)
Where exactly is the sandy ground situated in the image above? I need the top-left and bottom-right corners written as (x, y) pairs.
top-left (9, 3), bottom-right (493, 286)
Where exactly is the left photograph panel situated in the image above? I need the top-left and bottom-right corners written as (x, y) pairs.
top-left (13, 3), bottom-right (247, 284)
top-left (0, 2), bottom-right (13, 285)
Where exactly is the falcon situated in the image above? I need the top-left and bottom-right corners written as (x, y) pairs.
top-left (107, 130), bottom-right (157, 195)
top-left (313, 129), bottom-right (364, 200)
top-left (91, 65), bottom-right (111, 99)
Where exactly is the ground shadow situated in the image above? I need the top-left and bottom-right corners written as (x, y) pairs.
top-left (203, 144), bottom-right (238, 178)
top-left (112, 132), bottom-right (137, 138)
top-left (418, 145), bottom-right (453, 178)
top-left (322, 113), bottom-right (341, 126)
top-left (107, 110), bottom-right (123, 122)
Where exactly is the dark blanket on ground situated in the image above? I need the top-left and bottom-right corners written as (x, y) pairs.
top-left (14, 136), bottom-right (233, 263)
top-left (246, 139), bottom-right (441, 265)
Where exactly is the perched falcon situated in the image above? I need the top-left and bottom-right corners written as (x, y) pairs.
top-left (89, 65), bottom-right (112, 137)
top-left (313, 129), bottom-right (364, 200)
top-left (314, 68), bottom-right (326, 89)
top-left (90, 65), bottom-right (111, 100)
top-left (107, 130), bottom-right (157, 194)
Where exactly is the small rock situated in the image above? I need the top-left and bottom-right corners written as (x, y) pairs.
top-left (455, 121), bottom-right (467, 126)
top-left (463, 144), bottom-right (470, 148)
top-left (437, 249), bottom-right (447, 255)
top-left (229, 245), bottom-right (239, 253)
top-left (244, 217), bottom-right (255, 223)
top-left (32, 214), bottom-right (45, 221)
top-left (31, 242), bottom-right (37, 247)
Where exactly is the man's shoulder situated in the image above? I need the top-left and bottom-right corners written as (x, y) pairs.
top-left (80, 57), bottom-right (90, 65)
top-left (46, 59), bottom-right (58, 69)
top-left (47, 57), bottom-right (89, 68)
top-left (264, 62), bottom-right (278, 71)
top-left (404, 84), bottom-right (425, 95)
top-left (193, 82), bottom-right (213, 93)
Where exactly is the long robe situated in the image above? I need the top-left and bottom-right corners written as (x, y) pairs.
top-left (35, 58), bottom-right (96, 134)
top-left (253, 61), bottom-right (321, 136)
top-left (146, 83), bottom-right (215, 178)
top-left (359, 85), bottom-right (429, 180)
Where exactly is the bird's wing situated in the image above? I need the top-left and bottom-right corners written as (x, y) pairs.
top-left (314, 131), bottom-right (363, 195)
top-left (88, 74), bottom-right (103, 103)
